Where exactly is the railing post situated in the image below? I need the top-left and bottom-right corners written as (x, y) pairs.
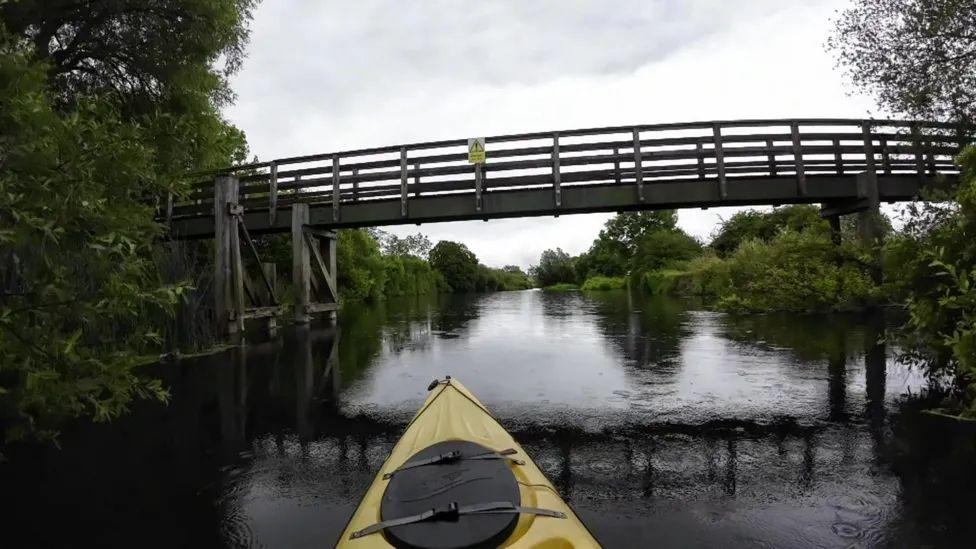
top-left (697, 141), bottom-right (706, 179)
top-left (833, 139), bottom-right (844, 175)
top-left (165, 191), bottom-right (173, 226)
top-left (613, 147), bottom-right (621, 184)
top-left (332, 155), bottom-right (340, 222)
top-left (880, 139), bottom-right (892, 175)
top-left (712, 124), bottom-right (726, 199)
top-left (859, 121), bottom-right (881, 247)
top-left (552, 132), bottom-right (561, 208)
top-left (400, 147), bottom-right (409, 217)
top-left (765, 139), bottom-right (777, 176)
top-left (790, 121), bottom-right (806, 196)
top-left (925, 140), bottom-right (936, 174)
top-left (413, 162), bottom-right (421, 197)
top-left (352, 168), bottom-right (359, 202)
top-left (269, 161), bottom-right (278, 225)
top-left (911, 123), bottom-right (925, 177)
top-left (292, 203), bottom-right (311, 324)
top-left (632, 128), bottom-right (644, 201)
top-left (474, 162), bottom-right (483, 212)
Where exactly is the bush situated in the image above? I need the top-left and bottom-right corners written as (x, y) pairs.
top-left (543, 283), bottom-right (579, 291)
top-left (581, 276), bottom-right (627, 291)
top-left (716, 230), bottom-right (880, 312)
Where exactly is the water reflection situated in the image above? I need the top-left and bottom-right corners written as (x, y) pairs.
top-left (2, 291), bottom-right (974, 548)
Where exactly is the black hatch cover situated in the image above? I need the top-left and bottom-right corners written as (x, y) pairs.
top-left (380, 440), bottom-right (521, 549)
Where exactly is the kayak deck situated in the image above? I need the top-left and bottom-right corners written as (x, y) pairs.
top-left (338, 378), bottom-right (600, 548)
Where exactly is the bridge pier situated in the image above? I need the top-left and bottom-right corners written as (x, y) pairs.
top-left (214, 175), bottom-right (284, 341)
top-left (292, 203), bottom-right (339, 325)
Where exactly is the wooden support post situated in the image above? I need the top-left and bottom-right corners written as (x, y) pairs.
top-left (400, 147), bottom-right (409, 216)
top-left (324, 232), bottom-right (338, 322)
top-left (261, 262), bottom-right (278, 306)
top-left (166, 191), bottom-right (173, 226)
top-left (833, 139), bottom-right (844, 175)
top-left (474, 162), bottom-right (483, 212)
top-left (713, 124), bottom-right (726, 199)
top-left (791, 121), bottom-right (806, 196)
top-left (332, 154), bottom-right (340, 222)
top-left (613, 147), bottom-right (621, 184)
top-left (632, 128), bottom-right (644, 201)
top-left (765, 139), bottom-right (777, 176)
top-left (214, 175), bottom-right (243, 340)
top-left (828, 215), bottom-right (841, 246)
top-left (269, 161), bottom-right (278, 225)
top-left (292, 203), bottom-right (311, 324)
top-left (552, 132), bottom-right (561, 207)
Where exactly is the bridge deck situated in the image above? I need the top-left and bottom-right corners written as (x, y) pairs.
top-left (167, 118), bottom-right (970, 238)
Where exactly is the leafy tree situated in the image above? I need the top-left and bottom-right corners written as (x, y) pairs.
top-left (0, 0), bottom-right (253, 448)
top-left (710, 205), bottom-right (828, 257)
top-left (429, 241), bottom-right (480, 293)
top-left (379, 231), bottom-right (433, 259)
top-left (885, 147), bottom-right (976, 415)
top-left (827, 0), bottom-right (976, 123)
top-left (531, 248), bottom-right (577, 287)
top-left (631, 229), bottom-right (702, 272)
top-left (599, 210), bottom-right (678, 255)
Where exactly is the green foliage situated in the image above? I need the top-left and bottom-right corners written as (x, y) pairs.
top-left (429, 241), bottom-right (480, 293)
top-left (336, 229), bottom-right (387, 301)
top-left (710, 205), bottom-right (828, 257)
top-left (580, 276), bottom-right (627, 291)
top-left (576, 211), bottom-right (678, 279)
top-left (631, 229), bottom-right (702, 272)
top-left (476, 265), bottom-right (533, 292)
top-left (886, 146), bottom-right (976, 415)
top-left (661, 255), bottom-right (732, 299)
top-left (383, 255), bottom-right (444, 297)
top-left (378, 231), bottom-right (433, 259)
top-left (543, 283), bottom-right (579, 291)
top-left (716, 230), bottom-right (880, 313)
top-left (827, 0), bottom-right (976, 123)
top-left (531, 248), bottom-right (578, 287)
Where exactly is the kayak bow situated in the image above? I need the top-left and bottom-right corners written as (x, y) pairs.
top-left (338, 377), bottom-right (600, 548)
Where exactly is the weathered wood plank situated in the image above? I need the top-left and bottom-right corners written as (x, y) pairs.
top-left (400, 147), bottom-right (408, 217)
top-left (332, 154), bottom-right (340, 222)
top-left (269, 161), bottom-right (278, 225)
top-left (632, 128), bottom-right (644, 201)
top-left (552, 132), bottom-right (561, 207)
top-left (292, 203), bottom-right (310, 324)
top-left (791, 121), bottom-right (806, 196)
top-left (713, 124), bottom-right (726, 199)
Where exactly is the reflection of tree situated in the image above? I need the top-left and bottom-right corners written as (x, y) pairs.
top-left (579, 290), bottom-right (690, 369)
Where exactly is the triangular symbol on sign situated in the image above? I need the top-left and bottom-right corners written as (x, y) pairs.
top-left (470, 141), bottom-right (484, 153)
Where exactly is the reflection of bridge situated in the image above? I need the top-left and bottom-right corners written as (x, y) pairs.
top-left (164, 119), bottom-right (972, 336)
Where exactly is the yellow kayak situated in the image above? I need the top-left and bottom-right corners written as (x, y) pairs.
top-left (338, 377), bottom-right (601, 548)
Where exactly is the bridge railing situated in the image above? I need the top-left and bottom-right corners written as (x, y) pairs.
top-left (166, 118), bottom-right (971, 222)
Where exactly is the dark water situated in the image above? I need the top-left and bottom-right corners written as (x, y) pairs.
top-left (3, 290), bottom-right (975, 548)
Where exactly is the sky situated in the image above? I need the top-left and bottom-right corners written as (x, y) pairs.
top-left (224, 0), bottom-right (877, 269)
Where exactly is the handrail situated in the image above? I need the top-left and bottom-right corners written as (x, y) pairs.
top-left (168, 118), bottom-right (973, 224)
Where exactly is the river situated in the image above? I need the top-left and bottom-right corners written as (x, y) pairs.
top-left (2, 290), bottom-right (974, 548)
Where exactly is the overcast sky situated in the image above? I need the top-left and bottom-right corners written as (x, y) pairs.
top-left (225, 0), bottom-right (875, 269)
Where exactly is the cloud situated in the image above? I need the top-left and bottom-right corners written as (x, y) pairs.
top-left (225, 0), bottom-right (872, 269)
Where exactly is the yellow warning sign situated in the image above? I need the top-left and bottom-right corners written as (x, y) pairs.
top-left (468, 137), bottom-right (486, 164)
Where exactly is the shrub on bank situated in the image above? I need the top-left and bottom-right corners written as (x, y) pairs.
top-left (581, 276), bottom-right (627, 291)
top-left (717, 230), bottom-right (880, 312)
top-left (544, 283), bottom-right (579, 291)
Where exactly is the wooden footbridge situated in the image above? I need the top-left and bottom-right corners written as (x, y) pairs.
top-left (164, 118), bottom-right (971, 337)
